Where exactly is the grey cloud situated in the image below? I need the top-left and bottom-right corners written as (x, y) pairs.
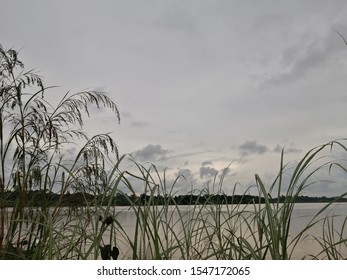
top-left (274, 145), bottom-right (283, 153)
top-left (122, 111), bottom-right (149, 128)
top-left (134, 144), bottom-right (169, 162)
top-left (274, 144), bottom-right (302, 154)
top-left (267, 30), bottom-right (346, 85)
top-left (286, 147), bottom-right (303, 154)
top-left (220, 167), bottom-right (231, 176)
top-left (239, 141), bottom-right (268, 156)
top-left (172, 168), bottom-right (198, 194)
top-left (201, 160), bottom-right (213, 166)
top-left (175, 168), bottom-right (193, 179)
top-left (200, 166), bottom-right (218, 179)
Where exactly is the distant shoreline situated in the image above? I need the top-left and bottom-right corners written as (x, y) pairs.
top-left (3, 190), bottom-right (347, 207)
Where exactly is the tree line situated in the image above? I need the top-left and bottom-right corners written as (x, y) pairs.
top-left (3, 190), bottom-right (347, 207)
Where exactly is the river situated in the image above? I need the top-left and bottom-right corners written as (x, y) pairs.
top-left (101, 203), bottom-right (347, 260)
top-left (2, 203), bottom-right (347, 259)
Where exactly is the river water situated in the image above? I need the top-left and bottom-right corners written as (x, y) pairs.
top-left (3, 203), bottom-right (347, 259)
top-left (104, 203), bottom-right (347, 260)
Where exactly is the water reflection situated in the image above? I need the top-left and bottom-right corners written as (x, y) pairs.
top-left (3, 203), bottom-right (347, 259)
top-left (105, 203), bottom-right (347, 260)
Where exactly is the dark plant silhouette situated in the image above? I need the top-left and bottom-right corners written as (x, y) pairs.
top-left (0, 43), bottom-right (120, 257)
top-left (100, 244), bottom-right (119, 260)
top-left (103, 216), bottom-right (114, 226)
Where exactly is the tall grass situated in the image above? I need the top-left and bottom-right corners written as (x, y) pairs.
top-left (2, 139), bottom-right (347, 259)
top-left (251, 142), bottom-right (347, 259)
top-left (1, 43), bottom-right (347, 259)
top-left (92, 141), bottom-right (347, 260)
top-left (30, 141), bottom-right (344, 260)
top-left (0, 43), bottom-right (120, 259)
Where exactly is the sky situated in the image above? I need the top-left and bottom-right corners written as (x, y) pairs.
top-left (2, 0), bottom-right (347, 196)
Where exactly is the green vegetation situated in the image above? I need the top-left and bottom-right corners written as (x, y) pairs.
top-left (2, 189), bottom-right (346, 207)
top-left (0, 44), bottom-right (347, 260)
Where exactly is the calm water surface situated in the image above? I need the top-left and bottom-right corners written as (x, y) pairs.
top-left (4, 203), bottom-right (347, 259)
top-left (108, 203), bottom-right (347, 260)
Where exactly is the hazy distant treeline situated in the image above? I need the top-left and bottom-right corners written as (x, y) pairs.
top-left (3, 190), bottom-right (347, 207)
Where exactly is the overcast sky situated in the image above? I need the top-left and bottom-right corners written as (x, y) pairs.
top-left (2, 0), bottom-right (347, 196)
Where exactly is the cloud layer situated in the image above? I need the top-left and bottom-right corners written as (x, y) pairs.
top-left (2, 0), bottom-right (347, 196)
top-left (134, 144), bottom-right (169, 162)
